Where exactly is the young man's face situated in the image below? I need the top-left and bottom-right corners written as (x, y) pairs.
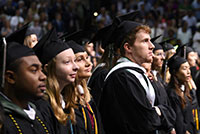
top-left (14, 55), bottom-right (46, 100)
top-left (129, 29), bottom-right (155, 65)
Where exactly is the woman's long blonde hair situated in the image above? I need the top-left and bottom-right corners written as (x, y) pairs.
top-left (45, 58), bottom-right (68, 124)
top-left (62, 76), bottom-right (92, 124)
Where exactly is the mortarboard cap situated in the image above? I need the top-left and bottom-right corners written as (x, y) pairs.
top-left (59, 28), bottom-right (96, 46)
top-left (151, 35), bottom-right (162, 43)
top-left (90, 11), bottom-right (140, 49)
top-left (151, 35), bottom-right (163, 52)
top-left (159, 38), bottom-right (174, 52)
top-left (33, 28), bottom-right (70, 65)
top-left (186, 46), bottom-right (194, 56)
top-left (1, 22), bottom-right (34, 67)
top-left (167, 43), bottom-right (189, 75)
top-left (0, 23), bottom-right (33, 88)
top-left (167, 54), bottom-right (187, 75)
top-left (0, 40), bottom-right (35, 88)
top-left (25, 29), bottom-right (38, 37)
top-left (114, 20), bottom-right (142, 49)
top-left (6, 23), bottom-right (30, 44)
top-left (89, 25), bottom-right (112, 49)
top-left (153, 43), bottom-right (163, 52)
top-left (66, 40), bottom-right (85, 54)
top-left (175, 43), bottom-right (194, 59)
top-left (115, 10), bottom-right (140, 24)
top-left (6, 42), bottom-right (35, 67)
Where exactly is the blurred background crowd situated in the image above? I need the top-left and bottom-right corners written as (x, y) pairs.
top-left (1, 0), bottom-right (200, 55)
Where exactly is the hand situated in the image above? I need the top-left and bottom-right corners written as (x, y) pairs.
top-left (185, 130), bottom-right (191, 134)
top-left (170, 128), bottom-right (176, 134)
top-left (154, 106), bottom-right (161, 116)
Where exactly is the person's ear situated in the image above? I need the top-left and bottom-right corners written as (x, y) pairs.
top-left (5, 70), bottom-right (16, 84)
top-left (124, 42), bottom-right (132, 53)
top-left (43, 64), bottom-right (48, 73)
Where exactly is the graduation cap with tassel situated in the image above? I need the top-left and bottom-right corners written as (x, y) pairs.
top-left (0, 23), bottom-right (34, 89)
top-left (175, 43), bottom-right (195, 59)
top-left (0, 38), bottom-right (7, 89)
top-left (159, 38), bottom-right (175, 52)
top-left (91, 11), bottom-right (141, 48)
top-left (167, 43), bottom-right (189, 75)
top-left (90, 11), bottom-right (141, 68)
top-left (6, 23), bottom-right (30, 44)
top-left (150, 35), bottom-right (163, 53)
top-left (159, 38), bottom-right (176, 82)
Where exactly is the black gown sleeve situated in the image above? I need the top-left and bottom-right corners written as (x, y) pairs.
top-left (169, 95), bottom-right (186, 134)
top-left (88, 67), bottom-right (109, 108)
top-left (151, 80), bottom-right (176, 132)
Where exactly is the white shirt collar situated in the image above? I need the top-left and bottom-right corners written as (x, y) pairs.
top-left (23, 104), bottom-right (36, 120)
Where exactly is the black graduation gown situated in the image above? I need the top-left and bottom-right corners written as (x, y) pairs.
top-left (88, 66), bottom-right (109, 108)
top-left (190, 88), bottom-right (200, 132)
top-left (99, 67), bottom-right (161, 134)
top-left (74, 99), bottom-right (105, 134)
top-left (190, 66), bottom-right (198, 81)
top-left (167, 86), bottom-right (196, 134)
top-left (0, 95), bottom-right (54, 134)
top-left (151, 79), bottom-right (176, 133)
top-left (194, 70), bottom-right (200, 107)
top-left (157, 74), bottom-right (167, 88)
top-left (34, 98), bottom-right (67, 134)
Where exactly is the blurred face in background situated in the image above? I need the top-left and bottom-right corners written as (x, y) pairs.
top-left (24, 34), bottom-right (38, 48)
top-left (152, 49), bottom-right (165, 70)
top-left (187, 51), bottom-right (197, 67)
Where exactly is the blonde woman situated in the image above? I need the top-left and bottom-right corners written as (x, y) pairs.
top-left (24, 31), bottom-right (38, 48)
top-left (63, 40), bottom-right (105, 134)
top-left (33, 28), bottom-right (79, 134)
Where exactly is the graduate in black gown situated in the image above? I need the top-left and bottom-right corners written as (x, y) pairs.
top-left (87, 25), bottom-right (117, 108)
top-left (141, 62), bottom-right (176, 134)
top-left (88, 11), bottom-right (140, 108)
top-left (150, 39), bottom-right (176, 133)
top-left (178, 45), bottom-right (200, 132)
top-left (167, 55), bottom-right (196, 134)
top-left (0, 25), bottom-right (55, 134)
top-left (151, 37), bottom-right (167, 87)
top-left (66, 40), bottom-right (105, 134)
top-left (159, 40), bottom-right (176, 84)
top-left (33, 28), bottom-right (79, 134)
top-left (99, 20), bottom-right (162, 134)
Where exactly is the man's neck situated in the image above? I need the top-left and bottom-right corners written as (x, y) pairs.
top-left (3, 89), bottom-right (29, 109)
top-left (123, 56), bottom-right (142, 66)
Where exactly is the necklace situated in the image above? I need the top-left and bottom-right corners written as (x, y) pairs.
top-left (9, 114), bottom-right (49, 134)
